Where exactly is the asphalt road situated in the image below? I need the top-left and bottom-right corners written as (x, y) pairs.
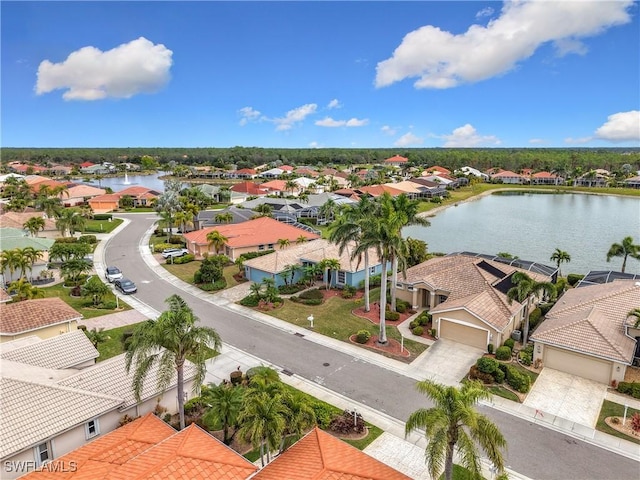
top-left (106, 214), bottom-right (639, 480)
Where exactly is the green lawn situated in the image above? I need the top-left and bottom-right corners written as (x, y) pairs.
top-left (83, 218), bottom-right (124, 234)
top-left (41, 282), bottom-right (132, 319)
top-left (596, 400), bottom-right (640, 445)
top-left (162, 261), bottom-right (241, 290)
top-left (438, 464), bottom-right (487, 480)
top-left (266, 288), bottom-right (427, 360)
top-left (488, 385), bottom-right (520, 402)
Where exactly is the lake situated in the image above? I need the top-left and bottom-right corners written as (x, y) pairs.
top-left (403, 192), bottom-right (640, 275)
top-left (85, 172), bottom-right (169, 192)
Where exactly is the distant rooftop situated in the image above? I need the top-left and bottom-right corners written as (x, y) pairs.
top-left (448, 251), bottom-right (558, 278)
top-left (577, 270), bottom-right (640, 288)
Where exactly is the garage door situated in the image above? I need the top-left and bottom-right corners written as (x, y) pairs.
top-left (544, 347), bottom-right (611, 384)
top-left (439, 320), bottom-right (487, 350)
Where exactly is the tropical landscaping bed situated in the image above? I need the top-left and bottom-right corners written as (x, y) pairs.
top-left (596, 400), bottom-right (640, 445)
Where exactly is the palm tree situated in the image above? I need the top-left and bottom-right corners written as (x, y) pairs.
top-left (215, 212), bottom-right (234, 224)
top-left (279, 390), bottom-right (316, 453)
top-left (628, 308), bottom-right (640, 329)
top-left (506, 272), bottom-right (557, 345)
top-left (285, 179), bottom-right (298, 196)
top-left (318, 199), bottom-right (337, 224)
top-left (280, 264), bottom-right (301, 286)
top-left (238, 391), bottom-right (288, 467)
top-left (81, 275), bottom-right (111, 306)
top-left (277, 238), bottom-right (290, 250)
top-left (61, 258), bottom-right (93, 285)
top-left (206, 230), bottom-right (228, 255)
top-left (295, 235), bottom-right (308, 245)
top-left (202, 383), bottom-right (244, 445)
top-left (23, 216), bottom-right (46, 237)
top-left (606, 236), bottom-right (640, 273)
top-left (1, 249), bottom-right (22, 283)
top-left (254, 203), bottom-right (273, 218)
top-left (84, 327), bottom-right (110, 349)
top-left (319, 258), bottom-right (341, 290)
top-left (55, 208), bottom-right (85, 237)
top-left (125, 294), bottom-right (222, 430)
top-left (405, 380), bottom-right (507, 480)
top-left (7, 278), bottom-right (44, 301)
top-left (174, 210), bottom-right (194, 234)
top-left (329, 196), bottom-right (377, 312)
top-left (155, 184), bottom-right (183, 241)
top-left (550, 248), bottom-right (571, 277)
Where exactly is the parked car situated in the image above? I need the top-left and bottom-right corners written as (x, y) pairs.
top-left (161, 248), bottom-right (189, 259)
top-left (114, 278), bottom-right (137, 294)
top-left (105, 266), bottom-right (123, 283)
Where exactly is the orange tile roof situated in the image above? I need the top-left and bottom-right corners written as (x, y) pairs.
top-left (357, 185), bottom-right (405, 197)
top-left (280, 165), bottom-right (294, 171)
top-left (30, 179), bottom-right (67, 193)
top-left (235, 168), bottom-right (257, 175)
top-left (65, 184), bottom-right (107, 198)
top-left (384, 155), bottom-right (409, 164)
top-left (0, 211), bottom-right (57, 231)
top-left (254, 427), bottom-right (411, 480)
top-left (261, 179), bottom-right (287, 191)
top-left (89, 194), bottom-right (121, 203)
top-left (0, 298), bottom-right (82, 335)
top-left (183, 217), bottom-right (320, 248)
top-left (491, 170), bottom-right (522, 178)
top-left (531, 171), bottom-right (558, 178)
top-left (116, 186), bottom-right (159, 198)
top-left (230, 181), bottom-right (268, 195)
top-left (425, 165), bottom-right (451, 175)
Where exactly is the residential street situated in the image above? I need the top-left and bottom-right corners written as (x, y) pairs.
top-left (104, 214), bottom-right (640, 480)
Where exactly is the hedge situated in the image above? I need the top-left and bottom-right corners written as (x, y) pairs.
top-left (495, 346), bottom-right (512, 361)
top-left (78, 235), bottom-right (98, 244)
top-left (239, 295), bottom-right (260, 307)
top-left (168, 254), bottom-right (195, 264)
top-left (199, 279), bottom-right (227, 291)
top-left (93, 214), bottom-right (113, 220)
top-left (477, 357), bottom-right (500, 374)
top-left (501, 364), bottom-right (531, 393)
top-left (299, 288), bottom-right (323, 300)
top-left (617, 382), bottom-right (640, 399)
top-left (567, 273), bottom-right (584, 286)
top-left (528, 308), bottom-right (543, 331)
top-left (385, 311), bottom-right (400, 321)
top-left (238, 250), bottom-right (275, 261)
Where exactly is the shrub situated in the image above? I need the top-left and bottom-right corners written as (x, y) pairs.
top-left (98, 301), bottom-right (117, 310)
top-left (167, 235), bottom-right (184, 244)
top-left (299, 288), bottom-right (323, 300)
top-left (184, 397), bottom-right (205, 415)
top-left (239, 295), bottom-right (260, 307)
top-left (78, 235), bottom-right (98, 244)
top-left (341, 285), bottom-right (356, 299)
top-left (528, 308), bottom-right (543, 331)
top-left (311, 402), bottom-right (334, 429)
top-left (199, 279), bottom-right (227, 291)
top-left (567, 273), bottom-right (584, 286)
top-left (330, 409), bottom-right (365, 434)
top-left (477, 357), bottom-right (499, 374)
top-left (429, 328), bottom-right (437, 337)
top-left (495, 346), bottom-right (512, 361)
top-left (493, 368), bottom-right (505, 384)
top-left (54, 237), bottom-right (78, 244)
top-left (409, 320), bottom-right (419, 330)
top-left (169, 254), bottom-right (194, 264)
top-left (278, 284), bottom-right (304, 294)
top-left (519, 345), bottom-right (534, 366)
top-left (154, 242), bottom-right (183, 252)
top-left (504, 365), bottom-right (531, 393)
top-left (417, 312), bottom-right (431, 326)
top-left (631, 413), bottom-right (640, 433)
top-left (395, 303), bottom-right (407, 313)
top-left (195, 255), bottom-right (224, 284)
top-left (487, 343), bottom-right (494, 354)
top-left (355, 330), bottom-right (371, 344)
top-left (469, 365), bottom-right (495, 384)
top-left (289, 295), bottom-right (301, 303)
top-left (617, 382), bottom-right (640, 399)
top-left (93, 214), bottom-right (113, 220)
top-left (359, 274), bottom-right (382, 288)
top-left (302, 298), bottom-right (323, 306)
top-left (503, 338), bottom-right (515, 350)
top-left (411, 326), bottom-right (424, 336)
top-left (238, 250), bottom-right (275, 261)
top-left (385, 311), bottom-right (400, 321)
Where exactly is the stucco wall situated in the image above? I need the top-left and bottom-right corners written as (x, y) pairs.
top-left (0, 320), bottom-right (78, 343)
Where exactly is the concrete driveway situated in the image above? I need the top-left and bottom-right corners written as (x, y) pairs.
top-left (524, 368), bottom-right (607, 427)
top-left (408, 339), bottom-right (483, 386)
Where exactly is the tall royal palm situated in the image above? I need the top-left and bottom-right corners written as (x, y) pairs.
top-left (606, 236), bottom-right (640, 273)
top-left (329, 196), bottom-right (377, 312)
top-left (549, 248), bottom-right (571, 277)
top-left (406, 380), bottom-right (506, 480)
top-left (125, 294), bottom-right (222, 430)
top-left (506, 272), bottom-right (557, 345)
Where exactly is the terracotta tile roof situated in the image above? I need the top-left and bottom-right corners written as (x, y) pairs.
top-left (110, 423), bottom-right (257, 480)
top-left (0, 377), bottom-right (123, 459)
top-left (491, 170), bottom-right (522, 178)
top-left (183, 217), bottom-right (320, 248)
top-left (65, 184), bottom-right (107, 198)
top-left (116, 186), bottom-right (160, 198)
top-left (424, 165), bottom-right (451, 175)
top-left (90, 194), bottom-right (122, 203)
top-left (0, 288), bottom-right (10, 303)
top-left (280, 165), bottom-right (294, 171)
top-left (19, 414), bottom-right (176, 479)
top-left (531, 171), bottom-right (558, 179)
top-left (244, 239), bottom-right (380, 274)
top-left (253, 427), bottom-right (411, 480)
top-left (0, 298), bottom-right (83, 335)
top-left (0, 211), bottom-right (57, 231)
top-left (30, 179), bottom-right (67, 193)
top-left (383, 181), bottom-right (423, 194)
top-left (80, 162), bottom-right (95, 168)
top-left (357, 185), bottom-right (405, 197)
top-left (261, 179), bottom-right (288, 191)
top-left (384, 155), bottom-right (409, 164)
top-left (531, 280), bottom-right (639, 363)
top-left (230, 181), bottom-right (268, 195)
top-left (235, 168), bottom-right (257, 175)
top-left (0, 330), bottom-right (98, 369)
top-left (407, 255), bottom-right (550, 331)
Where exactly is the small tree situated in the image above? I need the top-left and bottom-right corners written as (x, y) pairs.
top-left (81, 275), bottom-right (111, 306)
top-left (85, 327), bottom-right (110, 349)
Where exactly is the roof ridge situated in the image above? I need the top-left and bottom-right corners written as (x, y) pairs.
top-left (3, 375), bottom-right (123, 403)
top-left (585, 307), bottom-right (628, 358)
top-left (551, 282), bottom-right (638, 316)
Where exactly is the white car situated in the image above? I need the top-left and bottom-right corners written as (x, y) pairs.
top-left (105, 266), bottom-right (123, 283)
top-left (161, 248), bottom-right (189, 259)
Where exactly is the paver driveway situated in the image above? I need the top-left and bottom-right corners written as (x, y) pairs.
top-left (524, 368), bottom-right (607, 427)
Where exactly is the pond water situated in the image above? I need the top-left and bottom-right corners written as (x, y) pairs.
top-left (84, 172), bottom-right (169, 192)
top-left (403, 192), bottom-right (640, 275)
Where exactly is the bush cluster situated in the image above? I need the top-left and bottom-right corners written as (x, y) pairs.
top-left (495, 346), bottom-right (512, 361)
top-left (411, 326), bottom-right (424, 336)
top-left (385, 311), bottom-right (400, 321)
top-left (199, 279), bottom-right (227, 291)
top-left (528, 308), bottom-right (543, 331)
top-left (93, 214), bottom-right (113, 220)
top-left (239, 295), bottom-right (260, 307)
top-left (299, 288), bottom-right (324, 300)
top-left (77, 235), bottom-right (98, 244)
top-left (617, 382), bottom-right (640, 399)
top-left (355, 330), bottom-right (371, 344)
top-left (341, 285), bottom-right (356, 299)
top-left (238, 249), bottom-right (275, 261)
top-left (154, 242), bottom-right (183, 252)
top-left (395, 299), bottom-right (410, 313)
top-left (169, 254), bottom-right (195, 264)
top-left (503, 338), bottom-right (515, 350)
top-left (538, 302), bottom-right (555, 316)
top-left (278, 284), bottom-right (305, 294)
top-left (470, 358), bottom-right (528, 392)
top-left (359, 274), bottom-right (382, 289)
top-left (311, 402), bottom-right (334, 429)
top-left (194, 254), bottom-right (227, 284)
top-left (518, 345), bottom-right (534, 366)
top-left (54, 237), bottom-right (79, 244)
top-left (503, 364), bottom-right (531, 393)
top-left (567, 274), bottom-right (584, 286)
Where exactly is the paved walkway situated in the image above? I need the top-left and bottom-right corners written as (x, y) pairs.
top-left (89, 217), bottom-right (640, 478)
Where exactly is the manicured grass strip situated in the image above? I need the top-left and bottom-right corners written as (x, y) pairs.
top-left (488, 385), bottom-right (520, 403)
top-left (83, 218), bottom-right (124, 233)
top-left (222, 265), bottom-right (241, 288)
top-left (596, 400), bottom-right (640, 445)
top-left (438, 464), bottom-right (487, 480)
top-left (41, 282), bottom-right (131, 319)
top-left (163, 260), bottom-right (202, 283)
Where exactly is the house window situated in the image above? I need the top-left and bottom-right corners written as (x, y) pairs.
top-left (396, 283), bottom-right (404, 290)
top-left (85, 419), bottom-right (100, 439)
top-left (258, 245), bottom-right (265, 251)
top-left (35, 442), bottom-right (51, 466)
top-left (369, 266), bottom-right (376, 274)
top-left (407, 285), bottom-right (414, 291)
top-left (337, 271), bottom-right (346, 284)
top-left (268, 244), bottom-right (274, 250)
top-left (437, 295), bottom-right (448, 303)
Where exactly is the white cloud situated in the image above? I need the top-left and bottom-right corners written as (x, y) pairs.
top-left (274, 103), bottom-right (317, 131)
top-left (476, 7), bottom-right (494, 19)
top-left (36, 37), bottom-right (173, 100)
top-left (381, 125), bottom-right (397, 136)
top-left (238, 106), bottom-right (261, 126)
top-left (394, 132), bottom-right (423, 147)
top-left (528, 138), bottom-right (547, 145)
top-left (564, 136), bottom-right (593, 145)
top-left (327, 99), bottom-right (341, 109)
top-left (309, 141), bottom-right (322, 148)
top-left (594, 110), bottom-right (640, 142)
top-left (315, 116), bottom-right (369, 127)
top-left (375, 1), bottom-right (633, 89)
top-left (441, 124), bottom-right (500, 147)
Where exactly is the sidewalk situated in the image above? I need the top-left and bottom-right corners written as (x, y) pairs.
top-left (93, 218), bottom-right (640, 476)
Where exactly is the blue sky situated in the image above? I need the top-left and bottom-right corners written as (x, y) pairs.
top-left (2, 1), bottom-right (639, 149)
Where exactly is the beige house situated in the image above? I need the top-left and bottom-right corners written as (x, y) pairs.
top-left (396, 254), bottom-right (554, 350)
top-left (0, 298), bottom-right (82, 343)
top-left (531, 280), bottom-right (640, 385)
top-left (60, 184), bottom-right (106, 207)
top-left (0, 331), bottom-right (198, 478)
top-left (0, 211), bottom-right (58, 238)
